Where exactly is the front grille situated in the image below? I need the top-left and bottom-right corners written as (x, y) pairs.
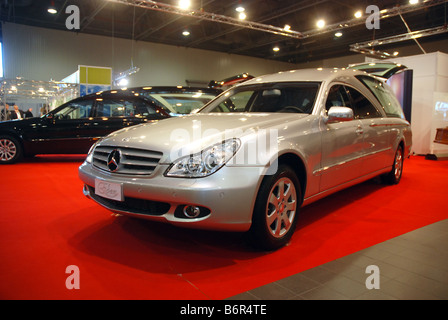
top-left (88, 186), bottom-right (170, 216)
top-left (93, 145), bottom-right (163, 175)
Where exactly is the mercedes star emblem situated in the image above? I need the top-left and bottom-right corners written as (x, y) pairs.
top-left (107, 149), bottom-right (122, 172)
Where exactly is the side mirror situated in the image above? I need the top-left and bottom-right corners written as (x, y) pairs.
top-left (326, 106), bottom-right (354, 124)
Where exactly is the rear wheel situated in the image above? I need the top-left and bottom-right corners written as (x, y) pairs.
top-left (382, 145), bottom-right (404, 185)
top-left (0, 136), bottom-right (23, 164)
top-left (249, 164), bottom-right (301, 251)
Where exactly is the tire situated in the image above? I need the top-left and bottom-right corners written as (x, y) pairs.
top-left (382, 145), bottom-right (404, 185)
top-left (249, 164), bottom-right (302, 251)
top-left (0, 136), bottom-right (23, 164)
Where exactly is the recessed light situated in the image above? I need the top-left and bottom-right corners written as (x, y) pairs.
top-left (354, 11), bottom-right (363, 19)
top-left (335, 31), bottom-right (343, 37)
top-left (273, 46), bottom-right (280, 52)
top-left (182, 30), bottom-right (190, 36)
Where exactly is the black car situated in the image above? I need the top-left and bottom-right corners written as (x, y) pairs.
top-left (0, 86), bottom-right (221, 164)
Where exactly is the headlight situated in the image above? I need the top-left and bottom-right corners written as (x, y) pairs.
top-left (165, 139), bottom-right (241, 178)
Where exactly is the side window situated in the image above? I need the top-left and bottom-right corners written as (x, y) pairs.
top-left (54, 100), bottom-right (93, 120)
top-left (356, 75), bottom-right (405, 118)
top-left (325, 85), bottom-right (351, 112)
top-left (345, 86), bottom-right (382, 119)
top-left (95, 99), bottom-right (157, 118)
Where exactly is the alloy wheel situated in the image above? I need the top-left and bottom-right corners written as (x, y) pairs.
top-left (0, 138), bottom-right (17, 162)
top-left (266, 177), bottom-right (297, 238)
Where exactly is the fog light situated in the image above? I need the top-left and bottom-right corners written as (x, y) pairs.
top-left (183, 205), bottom-right (201, 218)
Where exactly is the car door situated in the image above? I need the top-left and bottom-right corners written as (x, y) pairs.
top-left (345, 85), bottom-right (391, 174)
top-left (319, 84), bottom-right (364, 191)
top-left (24, 98), bottom-right (96, 154)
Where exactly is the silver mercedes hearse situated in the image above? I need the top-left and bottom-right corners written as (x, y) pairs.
top-left (79, 68), bottom-right (412, 250)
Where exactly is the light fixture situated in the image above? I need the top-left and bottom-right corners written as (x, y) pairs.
top-left (335, 31), bottom-right (343, 37)
top-left (393, 51), bottom-right (399, 56)
top-left (409, 0), bottom-right (419, 4)
top-left (283, 24), bottom-right (291, 31)
top-left (178, 0), bottom-right (191, 10)
top-left (273, 46), bottom-right (280, 52)
top-left (238, 12), bottom-right (246, 20)
top-left (235, 6), bottom-right (245, 12)
top-left (354, 11), bottom-right (363, 19)
top-left (316, 19), bottom-right (325, 29)
top-left (182, 30), bottom-right (190, 36)
top-left (47, 1), bottom-right (57, 14)
top-left (118, 78), bottom-right (129, 86)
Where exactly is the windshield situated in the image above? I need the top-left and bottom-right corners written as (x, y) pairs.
top-left (140, 90), bottom-right (218, 115)
top-left (200, 82), bottom-right (320, 114)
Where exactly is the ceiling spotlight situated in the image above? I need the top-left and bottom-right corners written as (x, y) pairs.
top-left (283, 24), bottom-right (291, 31)
top-left (354, 11), bottom-right (363, 19)
top-left (236, 6), bottom-right (245, 12)
top-left (182, 30), bottom-right (190, 36)
top-left (316, 19), bottom-right (325, 29)
top-left (393, 51), bottom-right (399, 56)
top-left (238, 12), bottom-right (247, 20)
top-left (47, 1), bottom-right (57, 14)
top-left (409, 0), bottom-right (419, 4)
top-left (178, 0), bottom-right (191, 10)
top-left (335, 31), bottom-right (343, 37)
top-left (273, 46), bottom-right (280, 52)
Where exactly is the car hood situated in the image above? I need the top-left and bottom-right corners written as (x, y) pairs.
top-left (99, 113), bottom-right (309, 162)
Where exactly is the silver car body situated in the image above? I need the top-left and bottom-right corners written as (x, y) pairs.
top-left (79, 68), bottom-right (412, 233)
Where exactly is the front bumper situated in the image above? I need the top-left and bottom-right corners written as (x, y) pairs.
top-left (78, 161), bottom-right (264, 232)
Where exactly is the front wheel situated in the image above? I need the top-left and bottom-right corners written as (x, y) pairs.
top-left (249, 165), bottom-right (302, 251)
top-left (0, 136), bottom-right (23, 164)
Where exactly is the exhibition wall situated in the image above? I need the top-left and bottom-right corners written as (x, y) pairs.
top-left (1, 22), bottom-right (296, 87)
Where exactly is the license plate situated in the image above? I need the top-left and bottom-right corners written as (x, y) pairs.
top-left (95, 179), bottom-right (124, 201)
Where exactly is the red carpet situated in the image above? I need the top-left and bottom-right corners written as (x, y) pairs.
top-left (0, 155), bottom-right (447, 300)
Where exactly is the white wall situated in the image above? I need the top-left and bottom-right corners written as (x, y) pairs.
top-left (2, 22), bottom-right (297, 87)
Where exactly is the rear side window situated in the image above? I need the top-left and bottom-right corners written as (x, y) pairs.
top-left (356, 75), bottom-right (405, 119)
top-left (345, 86), bottom-right (382, 119)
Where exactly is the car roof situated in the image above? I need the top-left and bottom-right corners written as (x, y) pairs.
top-left (240, 68), bottom-right (368, 86)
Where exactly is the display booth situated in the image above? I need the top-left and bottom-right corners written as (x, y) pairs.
top-left (0, 78), bottom-right (79, 119)
top-left (368, 52), bottom-right (448, 159)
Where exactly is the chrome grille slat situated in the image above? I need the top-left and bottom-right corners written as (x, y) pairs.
top-left (93, 146), bottom-right (163, 175)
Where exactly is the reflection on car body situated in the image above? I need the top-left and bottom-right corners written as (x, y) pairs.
top-left (79, 69), bottom-right (412, 250)
top-left (0, 86), bottom-right (221, 163)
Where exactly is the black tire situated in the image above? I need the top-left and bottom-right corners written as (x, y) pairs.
top-left (249, 164), bottom-right (302, 251)
top-left (0, 135), bottom-right (23, 164)
top-left (382, 145), bottom-right (404, 185)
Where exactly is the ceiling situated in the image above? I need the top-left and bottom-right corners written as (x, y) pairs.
top-left (0, 0), bottom-right (447, 64)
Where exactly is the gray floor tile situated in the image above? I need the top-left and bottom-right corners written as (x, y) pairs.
top-left (227, 219), bottom-right (448, 300)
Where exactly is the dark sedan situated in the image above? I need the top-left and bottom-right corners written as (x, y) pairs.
top-left (0, 86), bottom-right (221, 164)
